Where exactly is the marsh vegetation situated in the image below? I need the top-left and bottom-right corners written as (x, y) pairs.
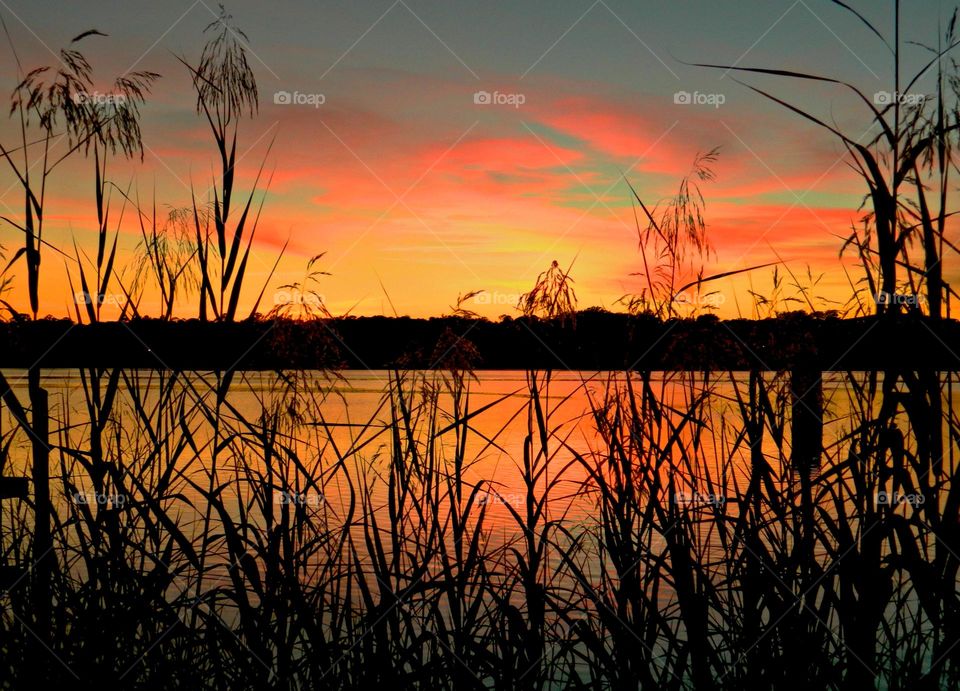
top-left (1, 3), bottom-right (960, 689)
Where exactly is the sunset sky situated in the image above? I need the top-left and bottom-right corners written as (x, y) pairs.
top-left (0, 0), bottom-right (954, 318)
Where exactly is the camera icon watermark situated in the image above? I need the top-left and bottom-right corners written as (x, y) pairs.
top-left (473, 90), bottom-right (526, 108)
top-left (70, 490), bottom-right (127, 508)
top-left (476, 490), bottom-right (524, 507)
top-left (674, 90), bottom-right (725, 108)
top-left (72, 91), bottom-right (127, 107)
top-left (675, 491), bottom-right (726, 508)
top-left (874, 291), bottom-right (924, 307)
top-left (873, 91), bottom-right (926, 106)
top-left (274, 90), bottom-right (326, 108)
top-left (474, 290), bottom-right (521, 306)
top-left (274, 289), bottom-right (324, 307)
top-left (876, 490), bottom-right (925, 507)
top-left (74, 291), bottom-right (126, 306)
top-left (275, 490), bottom-right (324, 507)
top-left (673, 292), bottom-right (726, 307)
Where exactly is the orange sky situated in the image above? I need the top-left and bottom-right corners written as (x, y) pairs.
top-left (0, 1), bottom-right (953, 320)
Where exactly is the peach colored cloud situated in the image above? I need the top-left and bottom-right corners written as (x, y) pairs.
top-left (0, 60), bottom-right (888, 318)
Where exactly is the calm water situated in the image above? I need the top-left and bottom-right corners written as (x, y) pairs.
top-left (1, 368), bottom-right (956, 687)
top-left (0, 369), bottom-right (925, 534)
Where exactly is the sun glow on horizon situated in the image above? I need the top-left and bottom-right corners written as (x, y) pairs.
top-left (0, 1), bottom-right (956, 322)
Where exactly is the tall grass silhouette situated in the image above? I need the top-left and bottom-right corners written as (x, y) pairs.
top-left (0, 3), bottom-right (958, 690)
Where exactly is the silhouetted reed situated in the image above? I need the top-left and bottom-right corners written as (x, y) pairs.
top-left (0, 4), bottom-right (959, 690)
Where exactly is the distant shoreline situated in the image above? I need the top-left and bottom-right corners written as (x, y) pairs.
top-left (1, 312), bottom-right (957, 371)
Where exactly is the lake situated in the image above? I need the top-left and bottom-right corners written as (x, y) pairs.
top-left (0, 368), bottom-right (956, 688)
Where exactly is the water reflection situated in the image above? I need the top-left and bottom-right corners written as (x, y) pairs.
top-left (0, 369), bottom-right (957, 688)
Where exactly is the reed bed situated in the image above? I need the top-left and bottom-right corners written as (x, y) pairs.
top-left (0, 366), bottom-right (955, 689)
top-left (0, 3), bottom-right (959, 689)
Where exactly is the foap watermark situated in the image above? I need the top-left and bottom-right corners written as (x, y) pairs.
top-left (673, 291), bottom-right (726, 308)
top-left (474, 291), bottom-right (521, 306)
top-left (275, 490), bottom-right (324, 507)
top-left (70, 490), bottom-right (127, 508)
top-left (674, 90), bottom-right (725, 108)
top-left (274, 289), bottom-right (324, 307)
top-left (274, 90), bottom-right (326, 108)
top-left (874, 90), bottom-right (926, 106)
top-left (876, 490), bottom-right (925, 507)
top-left (674, 491), bottom-right (726, 508)
top-left (72, 91), bottom-right (127, 107)
top-left (476, 490), bottom-right (524, 507)
top-left (473, 90), bottom-right (526, 108)
top-left (874, 291), bottom-right (924, 307)
top-left (74, 291), bottom-right (126, 307)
